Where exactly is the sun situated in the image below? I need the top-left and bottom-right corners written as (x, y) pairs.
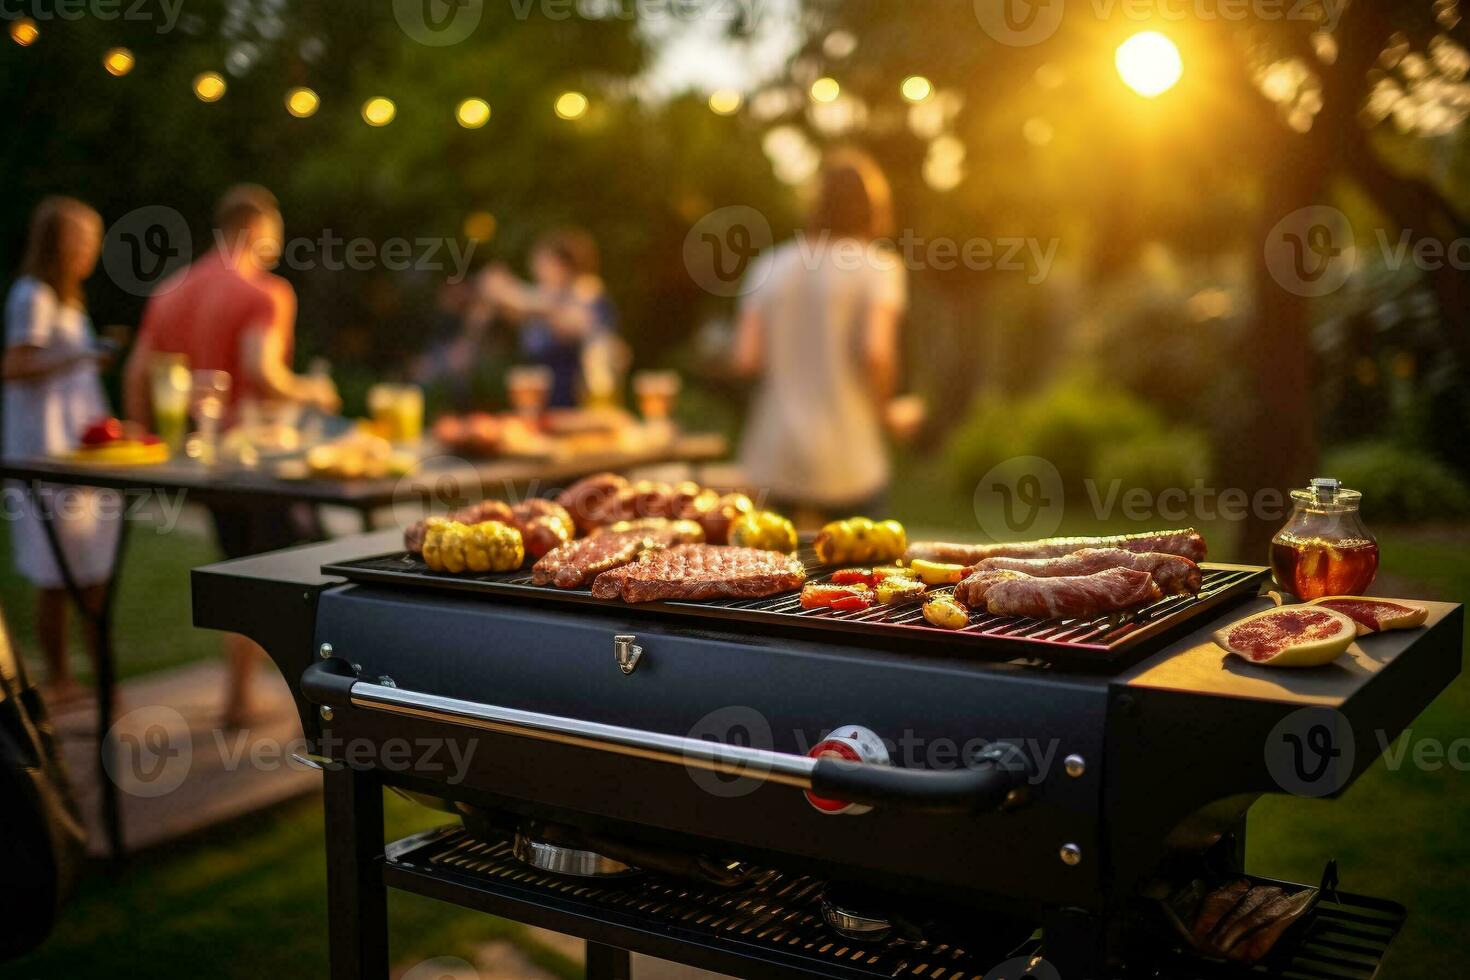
top-left (1116, 31), bottom-right (1183, 98)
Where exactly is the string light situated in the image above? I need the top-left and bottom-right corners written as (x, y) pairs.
top-left (9, 17), bottom-right (38, 46)
top-left (708, 89), bottom-right (742, 116)
top-left (901, 75), bottom-right (933, 103)
top-left (810, 77), bottom-right (840, 103)
top-left (456, 97), bottom-right (491, 128)
top-left (103, 47), bottom-right (134, 76)
top-left (554, 91), bottom-right (588, 120)
top-left (285, 87), bottom-right (319, 118)
top-left (193, 72), bottom-right (226, 103)
top-left (362, 96), bottom-right (396, 126)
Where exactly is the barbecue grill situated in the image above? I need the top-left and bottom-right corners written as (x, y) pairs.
top-left (192, 529), bottom-right (1463, 980)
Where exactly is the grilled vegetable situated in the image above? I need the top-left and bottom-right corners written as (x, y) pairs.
top-left (922, 595), bottom-right (970, 630)
top-left (831, 567), bottom-right (877, 586)
top-left (875, 576), bottom-right (927, 604)
top-left (910, 558), bottom-right (966, 586)
top-left (800, 582), bottom-right (871, 609)
top-left (422, 520), bottom-right (525, 574)
top-left (814, 517), bottom-right (908, 565)
top-left (729, 510), bottom-right (799, 554)
top-left (830, 594), bottom-right (876, 612)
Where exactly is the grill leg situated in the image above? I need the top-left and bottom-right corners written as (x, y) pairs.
top-left (586, 942), bottom-right (631, 980)
top-left (323, 765), bottom-right (389, 980)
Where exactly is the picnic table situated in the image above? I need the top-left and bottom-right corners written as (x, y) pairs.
top-left (0, 432), bottom-right (727, 859)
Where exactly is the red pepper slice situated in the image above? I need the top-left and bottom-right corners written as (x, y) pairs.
top-left (830, 594), bottom-right (876, 612)
top-left (831, 568), bottom-right (876, 586)
top-left (800, 582), bottom-right (870, 609)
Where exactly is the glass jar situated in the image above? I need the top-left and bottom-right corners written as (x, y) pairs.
top-left (1269, 478), bottom-right (1379, 599)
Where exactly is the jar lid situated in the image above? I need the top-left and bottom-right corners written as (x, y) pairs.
top-left (1291, 478), bottom-right (1362, 508)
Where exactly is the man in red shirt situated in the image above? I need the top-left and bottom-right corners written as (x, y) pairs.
top-left (124, 185), bottom-right (339, 726)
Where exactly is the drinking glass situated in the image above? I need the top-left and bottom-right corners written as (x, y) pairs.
top-left (506, 366), bottom-right (553, 419)
top-left (633, 370), bottom-right (681, 421)
top-left (369, 383), bottom-right (425, 444)
top-left (190, 369), bottom-right (232, 464)
top-left (148, 353), bottom-right (191, 453)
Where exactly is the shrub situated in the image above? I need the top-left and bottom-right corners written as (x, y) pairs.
top-left (944, 373), bottom-right (1210, 498)
top-left (1320, 441), bottom-right (1470, 523)
top-left (1092, 429), bottom-right (1214, 501)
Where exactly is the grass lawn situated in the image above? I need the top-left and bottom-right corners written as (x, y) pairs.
top-left (0, 458), bottom-right (1464, 979)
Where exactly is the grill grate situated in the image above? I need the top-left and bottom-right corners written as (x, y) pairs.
top-left (383, 828), bottom-right (1405, 980)
top-left (326, 547), bottom-right (1267, 664)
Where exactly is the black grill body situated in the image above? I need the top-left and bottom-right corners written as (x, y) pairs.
top-left (192, 532), bottom-right (1463, 980)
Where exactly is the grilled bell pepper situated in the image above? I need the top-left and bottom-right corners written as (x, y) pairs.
top-left (875, 576), bottom-right (927, 604)
top-left (813, 517), bottom-right (908, 565)
top-left (800, 582), bottom-right (871, 609)
top-left (910, 558), bottom-right (966, 586)
top-left (729, 510), bottom-right (799, 554)
top-left (830, 594), bottom-right (876, 612)
top-left (922, 595), bottom-right (970, 630)
top-left (422, 519), bottom-right (525, 574)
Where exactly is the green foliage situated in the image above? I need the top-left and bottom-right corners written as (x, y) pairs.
top-left (1092, 428), bottom-right (1214, 500)
top-left (1321, 441), bottom-right (1470, 523)
top-left (944, 373), bottom-right (1212, 497)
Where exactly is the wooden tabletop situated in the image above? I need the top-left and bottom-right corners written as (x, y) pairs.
top-left (0, 432), bottom-right (728, 510)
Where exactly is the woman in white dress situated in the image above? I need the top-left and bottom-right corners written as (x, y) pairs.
top-left (2, 196), bottom-right (119, 702)
top-left (733, 149), bottom-right (907, 525)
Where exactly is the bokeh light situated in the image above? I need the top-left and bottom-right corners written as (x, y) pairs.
top-left (362, 96), bottom-right (396, 126)
top-left (708, 89), bottom-right (742, 116)
top-left (193, 72), bottom-right (227, 103)
top-left (286, 87), bottom-right (320, 118)
top-left (810, 77), bottom-right (840, 103)
top-left (9, 17), bottom-right (38, 46)
top-left (456, 97), bottom-right (491, 128)
top-left (1116, 31), bottom-right (1182, 98)
top-left (555, 91), bottom-right (589, 120)
top-left (901, 75), bottom-right (933, 103)
top-left (103, 47), bottom-right (135, 77)
top-left (463, 211), bottom-right (497, 241)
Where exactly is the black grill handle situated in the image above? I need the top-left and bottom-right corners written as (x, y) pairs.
top-left (811, 742), bottom-right (1030, 813)
top-left (302, 660), bottom-right (1031, 814)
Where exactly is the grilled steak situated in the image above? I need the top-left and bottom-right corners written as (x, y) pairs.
top-left (907, 528), bottom-right (1208, 566)
top-left (591, 545), bottom-right (807, 603)
top-left (531, 523), bottom-right (704, 589)
top-left (956, 567), bottom-right (1162, 619)
top-left (969, 548), bottom-right (1203, 595)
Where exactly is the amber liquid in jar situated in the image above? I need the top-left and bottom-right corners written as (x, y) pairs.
top-left (1270, 534), bottom-right (1380, 600)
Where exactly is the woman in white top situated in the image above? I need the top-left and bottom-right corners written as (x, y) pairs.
top-left (3, 196), bottom-right (119, 702)
top-left (733, 150), bottom-right (907, 523)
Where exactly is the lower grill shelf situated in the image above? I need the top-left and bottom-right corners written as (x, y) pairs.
top-left (383, 827), bottom-right (1031, 980)
top-left (381, 827), bottom-right (1406, 980)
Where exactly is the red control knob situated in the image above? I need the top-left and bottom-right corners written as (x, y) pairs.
top-left (805, 725), bottom-right (890, 815)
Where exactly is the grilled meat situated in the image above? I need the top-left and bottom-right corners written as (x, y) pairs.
top-left (969, 548), bottom-right (1203, 595)
top-left (906, 529), bottom-right (1208, 566)
top-left (590, 544), bottom-right (807, 603)
top-left (957, 567), bottom-right (1162, 620)
top-left (1190, 879), bottom-right (1252, 944)
top-left (1230, 888), bottom-right (1317, 962)
top-left (532, 522), bottom-right (706, 588)
top-left (556, 472), bottom-right (630, 534)
top-left (1206, 884), bottom-right (1284, 954)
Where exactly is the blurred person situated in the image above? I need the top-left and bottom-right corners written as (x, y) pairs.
top-left (122, 184), bottom-right (339, 727)
top-left (2, 196), bottom-right (118, 703)
top-left (732, 149), bottom-right (907, 526)
top-left (410, 277), bottom-right (497, 410)
top-left (477, 227), bottom-right (619, 408)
